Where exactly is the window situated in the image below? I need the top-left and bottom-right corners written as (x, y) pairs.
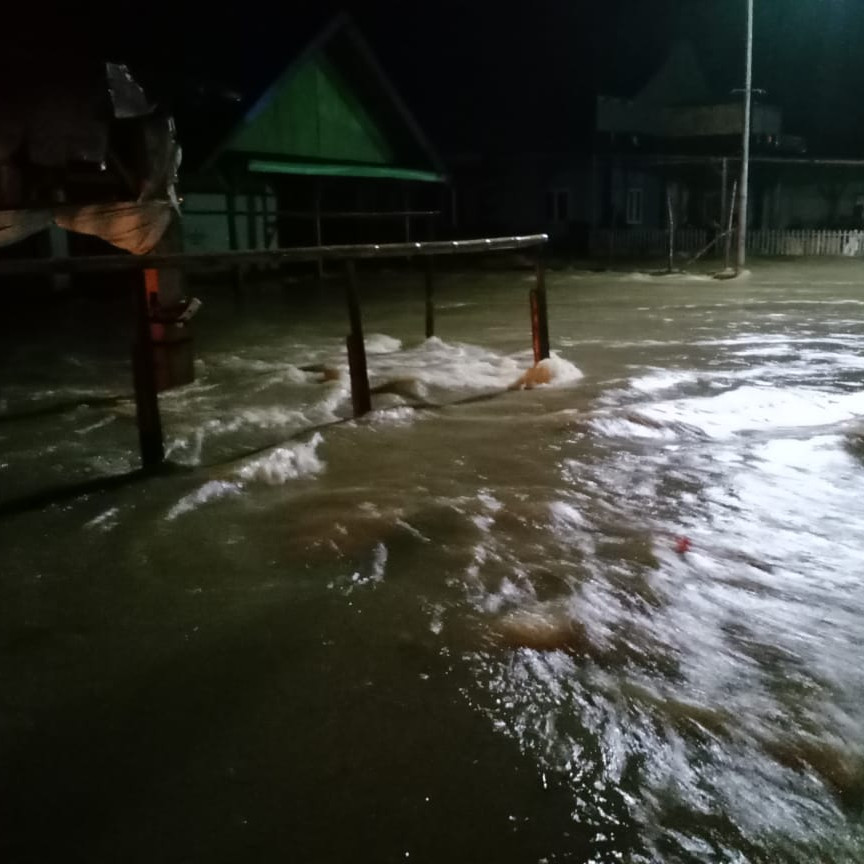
top-left (626, 188), bottom-right (643, 225)
top-left (546, 188), bottom-right (571, 224)
top-left (556, 190), bottom-right (569, 222)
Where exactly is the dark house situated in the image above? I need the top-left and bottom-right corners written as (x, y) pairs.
top-left (590, 41), bottom-right (864, 238)
top-left (453, 41), bottom-right (864, 254)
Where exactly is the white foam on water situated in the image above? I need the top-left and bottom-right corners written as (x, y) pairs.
top-left (642, 386), bottom-right (864, 438)
top-left (588, 414), bottom-right (687, 441)
top-left (629, 370), bottom-right (698, 393)
top-left (368, 336), bottom-right (525, 393)
top-left (163, 379), bottom-right (349, 466)
top-left (731, 345), bottom-right (796, 358)
top-left (166, 480), bottom-right (242, 520)
top-left (696, 334), bottom-right (861, 348)
top-left (335, 542), bottom-right (391, 592)
top-left (366, 339), bottom-right (584, 395)
top-left (235, 432), bottom-right (326, 485)
top-left (84, 506), bottom-right (121, 532)
top-left (210, 354), bottom-right (310, 379)
top-left (75, 416), bottom-right (117, 436)
top-left (625, 352), bottom-right (864, 401)
top-left (549, 499), bottom-right (589, 531)
top-left (167, 433), bottom-right (326, 519)
top-left (532, 355), bottom-right (585, 388)
top-left (366, 405), bottom-right (420, 425)
top-left (799, 350), bottom-right (864, 369)
top-left (365, 333), bottom-right (403, 354)
top-left (158, 380), bottom-right (222, 401)
top-left (17, 386), bottom-right (119, 405)
top-left (651, 270), bottom-right (716, 283)
top-left (234, 406), bottom-right (310, 431)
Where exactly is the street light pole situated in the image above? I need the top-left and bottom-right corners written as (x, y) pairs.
top-left (736, 0), bottom-right (754, 272)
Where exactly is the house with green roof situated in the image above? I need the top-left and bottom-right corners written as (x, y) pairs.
top-left (178, 14), bottom-right (447, 254)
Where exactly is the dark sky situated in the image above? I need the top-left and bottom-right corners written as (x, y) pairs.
top-left (14, 0), bottom-right (864, 155)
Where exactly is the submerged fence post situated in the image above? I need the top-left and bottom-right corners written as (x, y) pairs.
top-left (132, 270), bottom-right (164, 470)
top-left (719, 157), bottom-right (728, 261)
top-left (225, 189), bottom-right (244, 305)
top-left (666, 189), bottom-right (676, 273)
top-left (724, 179), bottom-right (738, 271)
top-left (424, 255), bottom-right (435, 339)
top-left (345, 259), bottom-right (372, 417)
top-left (530, 255), bottom-right (550, 364)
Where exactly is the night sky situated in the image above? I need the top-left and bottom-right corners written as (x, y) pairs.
top-left (15, 0), bottom-right (864, 155)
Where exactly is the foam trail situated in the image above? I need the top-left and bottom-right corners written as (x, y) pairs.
top-left (365, 334), bottom-right (402, 354)
top-left (166, 433), bottom-right (326, 519)
top-left (236, 432), bottom-right (326, 485)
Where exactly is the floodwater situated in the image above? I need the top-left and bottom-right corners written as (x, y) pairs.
top-left (1, 260), bottom-right (863, 863)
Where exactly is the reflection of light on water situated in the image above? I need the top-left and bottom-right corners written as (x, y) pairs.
top-left (472, 410), bottom-right (862, 857)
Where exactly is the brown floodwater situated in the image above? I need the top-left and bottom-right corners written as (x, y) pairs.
top-left (1, 260), bottom-right (863, 863)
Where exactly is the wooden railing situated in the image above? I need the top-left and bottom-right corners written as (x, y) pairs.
top-left (0, 235), bottom-right (550, 476)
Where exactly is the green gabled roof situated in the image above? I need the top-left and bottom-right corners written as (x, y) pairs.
top-left (209, 15), bottom-right (446, 182)
top-left (231, 54), bottom-right (393, 165)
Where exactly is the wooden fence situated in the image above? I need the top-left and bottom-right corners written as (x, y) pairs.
top-left (590, 228), bottom-right (864, 258)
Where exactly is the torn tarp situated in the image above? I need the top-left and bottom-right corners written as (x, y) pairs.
top-left (0, 200), bottom-right (173, 255)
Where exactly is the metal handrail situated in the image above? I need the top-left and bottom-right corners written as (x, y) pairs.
top-left (0, 235), bottom-right (548, 277)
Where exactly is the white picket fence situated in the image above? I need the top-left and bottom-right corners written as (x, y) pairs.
top-left (590, 228), bottom-right (864, 258)
top-left (746, 229), bottom-right (864, 257)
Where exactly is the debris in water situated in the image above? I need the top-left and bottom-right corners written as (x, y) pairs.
top-left (675, 536), bottom-right (692, 554)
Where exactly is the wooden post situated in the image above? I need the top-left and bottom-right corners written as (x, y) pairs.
top-left (132, 271), bottom-right (164, 470)
top-left (345, 260), bottom-right (372, 417)
top-left (424, 255), bottom-right (435, 339)
top-left (530, 255), bottom-right (550, 364)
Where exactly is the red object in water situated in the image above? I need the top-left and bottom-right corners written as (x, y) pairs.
top-left (675, 537), bottom-right (692, 554)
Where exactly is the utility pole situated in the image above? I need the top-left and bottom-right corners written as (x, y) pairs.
top-left (736, 0), bottom-right (754, 272)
